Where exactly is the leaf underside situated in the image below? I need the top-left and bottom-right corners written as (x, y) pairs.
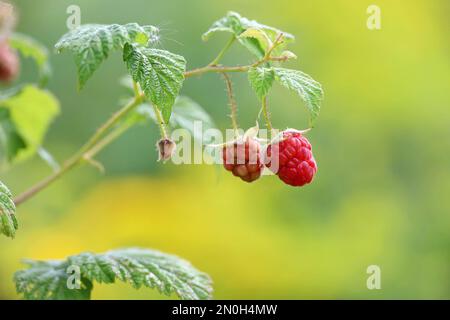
top-left (14, 248), bottom-right (213, 300)
top-left (123, 43), bottom-right (186, 122)
top-left (55, 23), bottom-right (159, 89)
top-left (0, 180), bottom-right (17, 239)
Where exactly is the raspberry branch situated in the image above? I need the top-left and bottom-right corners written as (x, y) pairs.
top-left (13, 33), bottom-right (293, 206)
top-left (184, 34), bottom-right (286, 79)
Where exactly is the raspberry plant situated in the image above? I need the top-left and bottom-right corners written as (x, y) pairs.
top-left (0, 7), bottom-right (323, 300)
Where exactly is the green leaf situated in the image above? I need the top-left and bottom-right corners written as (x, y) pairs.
top-left (55, 23), bottom-right (159, 89)
top-left (14, 260), bottom-right (92, 300)
top-left (0, 180), bottom-right (18, 239)
top-left (123, 43), bottom-right (186, 122)
top-left (273, 68), bottom-right (323, 125)
top-left (248, 66), bottom-right (275, 99)
top-left (15, 248), bottom-right (213, 300)
top-left (9, 33), bottom-right (51, 87)
top-left (202, 11), bottom-right (294, 58)
top-left (0, 108), bottom-right (26, 165)
top-left (239, 28), bottom-right (272, 52)
top-left (0, 85), bottom-right (60, 163)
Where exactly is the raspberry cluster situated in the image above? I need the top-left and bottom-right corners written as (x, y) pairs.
top-left (222, 131), bottom-right (317, 187)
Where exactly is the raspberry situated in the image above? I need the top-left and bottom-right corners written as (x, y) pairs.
top-left (265, 131), bottom-right (317, 186)
top-left (0, 41), bottom-right (19, 82)
top-left (222, 137), bottom-right (263, 183)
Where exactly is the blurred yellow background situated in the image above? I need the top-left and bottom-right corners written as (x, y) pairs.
top-left (1, 0), bottom-right (449, 299)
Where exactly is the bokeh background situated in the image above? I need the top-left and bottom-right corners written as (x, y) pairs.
top-left (1, 0), bottom-right (449, 299)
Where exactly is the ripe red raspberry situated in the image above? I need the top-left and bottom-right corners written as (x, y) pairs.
top-left (0, 41), bottom-right (19, 82)
top-left (222, 137), bottom-right (263, 183)
top-left (265, 131), bottom-right (317, 186)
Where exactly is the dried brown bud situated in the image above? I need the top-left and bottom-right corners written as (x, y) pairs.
top-left (156, 138), bottom-right (176, 162)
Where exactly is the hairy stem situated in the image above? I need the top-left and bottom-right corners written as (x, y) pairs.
top-left (184, 64), bottom-right (252, 78)
top-left (261, 96), bottom-right (273, 131)
top-left (152, 104), bottom-right (168, 139)
top-left (221, 73), bottom-right (239, 132)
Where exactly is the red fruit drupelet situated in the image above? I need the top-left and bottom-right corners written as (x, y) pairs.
top-left (222, 138), bottom-right (263, 183)
top-left (265, 131), bottom-right (317, 187)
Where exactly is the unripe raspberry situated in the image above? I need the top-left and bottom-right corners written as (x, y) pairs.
top-left (265, 130), bottom-right (317, 186)
top-left (222, 137), bottom-right (263, 183)
top-left (0, 41), bottom-right (19, 82)
top-left (156, 138), bottom-right (176, 162)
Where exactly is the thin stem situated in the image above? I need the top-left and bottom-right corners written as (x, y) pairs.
top-left (13, 95), bottom-right (143, 206)
top-left (221, 73), bottom-right (239, 133)
top-left (261, 96), bottom-right (273, 131)
top-left (83, 123), bottom-right (133, 160)
top-left (75, 95), bottom-right (144, 157)
top-left (152, 104), bottom-right (168, 139)
top-left (208, 35), bottom-right (235, 66)
top-left (13, 159), bottom-right (79, 206)
top-left (184, 34), bottom-right (285, 79)
top-left (184, 64), bottom-right (252, 78)
top-left (264, 33), bottom-right (284, 60)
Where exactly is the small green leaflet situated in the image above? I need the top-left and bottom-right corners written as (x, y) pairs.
top-left (273, 68), bottom-right (323, 125)
top-left (0, 180), bottom-right (17, 239)
top-left (9, 33), bottom-right (51, 87)
top-left (239, 28), bottom-right (272, 53)
top-left (202, 11), bottom-right (294, 58)
top-left (15, 248), bottom-right (213, 300)
top-left (248, 67), bottom-right (275, 99)
top-left (0, 85), bottom-right (60, 165)
top-left (55, 23), bottom-right (159, 89)
top-left (123, 43), bottom-right (186, 122)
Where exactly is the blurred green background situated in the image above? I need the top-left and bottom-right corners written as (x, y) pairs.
top-left (1, 0), bottom-right (449, 299)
